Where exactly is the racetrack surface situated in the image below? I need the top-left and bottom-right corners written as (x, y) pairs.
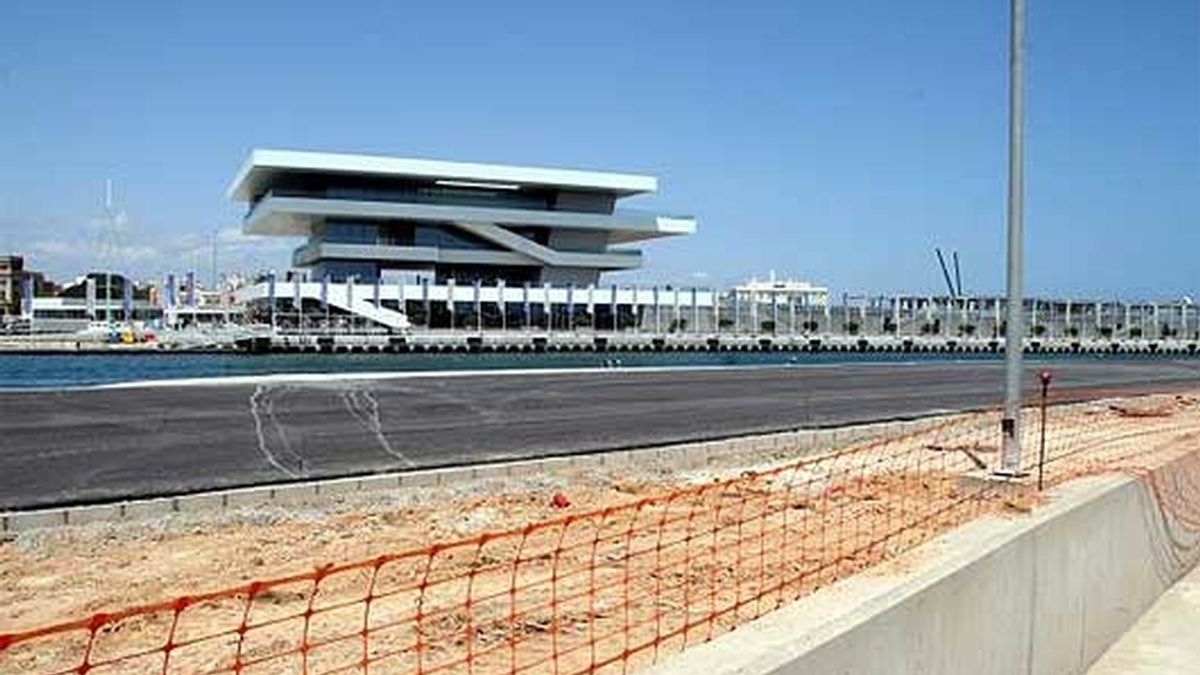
top-left (0, 359), bottom-right (1197, 510)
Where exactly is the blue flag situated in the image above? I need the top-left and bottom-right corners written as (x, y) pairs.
top-left (21, 274), bottom-right (33, 317)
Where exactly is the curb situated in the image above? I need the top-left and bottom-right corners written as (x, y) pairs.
top-left (0, 419), bottom-right (920, 533)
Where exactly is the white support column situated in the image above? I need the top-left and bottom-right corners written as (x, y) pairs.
top-left (293, 276), bottom-right (303, 327)
top-left (691, 288), bottom-right (699, 334)
top-left (609, 284), bottom-right (618, 332)
top-left (771, 291), bottom-right (780, 334)
top-left (322, 275), bottom-right (332, 326)
top-left (522, 282), bottom-right (531, 330)
top-left (714, 290), bottom-right (722, 335)
top-left (673, 287), bottom-right (681, 332)
top-left (653, 286), bottom-right (661, 334)
top-left (267, 270), bottom-right (278, 333)
top-left (633, 287), bottom-right (642, 334)
top-left (586, 283), bottom-right (595, 331)
top-left (473, 279), bottom-right (483, 333)
top-left (566, 284), bottom-right (575, 332)
top-left (498, 279), bottom-right (506, 332)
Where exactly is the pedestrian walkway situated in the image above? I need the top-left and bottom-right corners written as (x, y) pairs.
top-left (1088, 562), bottom-right (1200, 673)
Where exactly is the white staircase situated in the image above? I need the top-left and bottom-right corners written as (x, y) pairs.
top-left (322, 285), bottom-right (410, 330)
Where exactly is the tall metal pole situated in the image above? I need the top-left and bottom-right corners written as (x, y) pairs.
top-left (211, 227), bottom-right (219, 291)
top-left (1036, 371), bottom-right (1052, 490)
top-left (999, 0), bottom-right (1026, 475)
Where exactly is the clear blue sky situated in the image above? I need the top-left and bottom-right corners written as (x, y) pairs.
top-left (1, 0), bottom-right (1196, 299)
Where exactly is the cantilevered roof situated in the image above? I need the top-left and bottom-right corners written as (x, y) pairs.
top-left (227, 149), bottom-right (659, 201)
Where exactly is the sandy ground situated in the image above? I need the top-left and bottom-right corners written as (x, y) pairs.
top-left (2, 392), bottom-right (1199, 675)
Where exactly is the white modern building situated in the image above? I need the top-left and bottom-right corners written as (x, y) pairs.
top-left (228, 149), bottom-right (695, 286)
top-left (229, 149), bottom-right (702, 331)
top-left (732, 274), bottom-right (829, 308)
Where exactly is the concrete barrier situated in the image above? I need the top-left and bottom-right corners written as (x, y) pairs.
top-left (643, 451), bottom-right (1200, 675)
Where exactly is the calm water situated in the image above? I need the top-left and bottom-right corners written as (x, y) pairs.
top-left (0, 350), bottom-right (1166, 390)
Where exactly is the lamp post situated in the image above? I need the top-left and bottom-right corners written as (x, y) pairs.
top-left (999, 0), bottom-right (1027, 476)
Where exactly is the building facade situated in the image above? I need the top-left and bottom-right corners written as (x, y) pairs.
top-left (28, 272), bottom-right (164, 332)
top-left (228, 149), bottom-right (696, 286)
top-left (0, 255), bottom-right (24, 318)
top-left (731, 275), bottom-right (830, 309)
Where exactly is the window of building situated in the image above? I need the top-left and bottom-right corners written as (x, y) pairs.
top-left (312, 260), bottom-right (379, 283)
top-left (414, 224), bottom-right (502, 251)
top-left (379, 222), bottom-right (416, 246)
top-left (323, 221), bottom-right (379, 245)
top-left (504, 226), bottom-right (551, 246)
top-left (268, 173), bottom-right (558, 212)
top-left (435, 266), bottom-right (541, 285)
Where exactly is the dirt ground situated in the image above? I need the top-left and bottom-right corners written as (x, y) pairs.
top-left (2, 392), bottom-right (1199, 675)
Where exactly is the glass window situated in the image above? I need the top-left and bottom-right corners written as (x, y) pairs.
top-left (312, 261), bottom-right (379, 283)
top-left (505, 226), bottom-right (550, 245)
top-left (414, 225), bottom-right (501, 251)
top-left (323, 221), bottom-right (379, 245)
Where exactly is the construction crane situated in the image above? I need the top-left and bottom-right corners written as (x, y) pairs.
top-left (935, 248), bottom-right (963, 298)
top-left (934, 248), bottom-right (965, 298)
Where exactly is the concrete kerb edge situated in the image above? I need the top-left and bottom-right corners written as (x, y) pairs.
top-left (0, 417), bottom-right (906, 534)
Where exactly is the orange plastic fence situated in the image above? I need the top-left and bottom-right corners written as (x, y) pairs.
top-left (3, 392), bottom-right (1200, 675)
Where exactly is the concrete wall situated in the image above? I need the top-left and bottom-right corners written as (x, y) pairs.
top-left (645, 450), bottom-right (1200, 675)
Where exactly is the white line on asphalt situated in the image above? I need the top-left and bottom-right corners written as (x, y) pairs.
top-left (84, 360), bottom-right (986, 391)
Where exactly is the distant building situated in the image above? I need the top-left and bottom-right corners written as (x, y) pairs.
top-left (0, 255), bottom-right (23, 317)
top-left (29, 272), bottom-right (163, 332)
top-left (228, 149), bottom-right (707, 331)
top-left (732, 274), bottom-right (829, 308)
top-left (227, 149), bottom-right (696, 286)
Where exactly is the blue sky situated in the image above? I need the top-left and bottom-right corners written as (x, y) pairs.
top-left (0, 0), bottom-right (1196, 298)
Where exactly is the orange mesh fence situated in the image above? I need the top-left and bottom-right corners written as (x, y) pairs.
top-left (3, 391), bottom-right (1200, 675)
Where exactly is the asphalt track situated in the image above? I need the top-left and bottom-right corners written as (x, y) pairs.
top-left (1, 359), bottom-right (1198, 510)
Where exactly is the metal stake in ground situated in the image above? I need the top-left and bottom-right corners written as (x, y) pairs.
top-left (1037, 369), bottom-right (1053, 490)
top-left (999, 0), bottom-right (1027, 476)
